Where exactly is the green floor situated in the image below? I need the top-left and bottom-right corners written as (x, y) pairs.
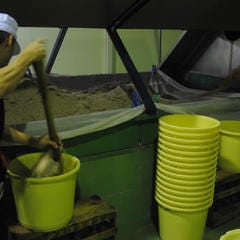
top-left (204, 217), bottom-right (240, 240)
top-left (117, 217), bottom-right (240, 240)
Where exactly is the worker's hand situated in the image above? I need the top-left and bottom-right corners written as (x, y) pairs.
top-left (31, 134), bottom-right (62, 150)
top-left (22, 39), bottom-right (47, 62)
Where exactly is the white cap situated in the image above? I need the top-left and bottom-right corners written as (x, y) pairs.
top-left (0, 13), bottom-right (20, 55)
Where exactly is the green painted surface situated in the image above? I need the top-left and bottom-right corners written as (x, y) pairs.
top-left (105, 191), bottom-right (153, 235)
top-left (65, 123), bottom-right (140, 157)
top-left (68, 144), bottom-right (156, 237)
top-left (117, 224), bottom-right (160, 240)
top-left (141, 121), bottom-right (158, 145)
top-left (61, 112), bottom-right (161, 237)
top-left (65, 117), bottom-right (159, 157)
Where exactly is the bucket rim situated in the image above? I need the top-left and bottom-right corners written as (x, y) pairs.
top-left (220, 120), bottom-right (240, 136)
top-left (220, 229), bottom-right (240, 239)
top-left (159, 114), bottom-right (220, 132)
top-left (7, 153), bottom-right (80, 183)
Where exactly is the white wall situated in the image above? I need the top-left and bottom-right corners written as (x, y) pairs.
top-left (16, 27), bottom-right (161, 75)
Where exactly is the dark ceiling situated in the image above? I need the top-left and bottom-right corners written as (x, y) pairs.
top-left (1, 0), bottom-right (240, 30)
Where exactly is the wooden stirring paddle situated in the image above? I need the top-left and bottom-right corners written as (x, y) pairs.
top-left (30, 61), bottom-right (62, 177)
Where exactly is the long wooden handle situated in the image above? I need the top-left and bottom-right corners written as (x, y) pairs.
top-left (33, 61), bottom-right (60, 160)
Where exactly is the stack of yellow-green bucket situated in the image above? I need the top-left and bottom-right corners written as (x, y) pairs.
top-left (155, 114), bottom-right (220, 240)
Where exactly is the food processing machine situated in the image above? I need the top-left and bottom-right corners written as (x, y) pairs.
top-left (2, 0), bottom-right (240, 238)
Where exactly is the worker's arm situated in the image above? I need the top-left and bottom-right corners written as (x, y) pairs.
top-left (0, 39), bottom-right (46, 98)
top-left (2, 125), bottom-right (58, 149)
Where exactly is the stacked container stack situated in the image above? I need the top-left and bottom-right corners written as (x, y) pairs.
top-left (155, 114), bottom-right (220, 240)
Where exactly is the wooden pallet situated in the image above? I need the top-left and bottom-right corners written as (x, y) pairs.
top-left (8, 196), bottom-right (117, 240)
top-left (207, 170), bottom-right (240, 228)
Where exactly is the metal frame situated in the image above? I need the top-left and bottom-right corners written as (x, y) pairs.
top-left (107, 0), bottom-right (156, 114)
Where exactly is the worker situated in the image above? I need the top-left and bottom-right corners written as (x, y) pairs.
top-left (0, 13), bottom-right (59, 237)
top-left (0, 13), bottom-right (58, 149)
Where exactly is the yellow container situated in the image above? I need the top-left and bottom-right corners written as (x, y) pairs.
top-left (155, 181), bottom-right (214, 198)
top-left (158, 205), bottom-right (208, 240)
top-left (219, 120), bottom-right (240, 173)
top-left (156, 174), bottom-right (215, 193)
top-left (160, 132), bottom-right (219, 146)
top-left (156, 196), bottom-right (210, 212)
top-left (7, 152), bottom-right (80, 232)
top-left (155, 191), bottom-right (213, 209)
top-left (157, 154), bottom-right (216, 169)
top-left (159, 126), bottom-right (219, 140)
top-left (159, 114), bottom-right (220, 133)
top-left (157, 158), bottom-right (217, 175)
top-left (220, 229), bottom-right (240, 240)
top-left (158, 149), bottom-right (218, 164)
top-left (156, 162), bottom-right (216, 180)
top-left (156, 170), bottom-right (216, 187)
top-left (155, 185), bottom-right (213, 204)
top-left (159, 144), bottom-right (218, 158)
top-left (158, 137), bottom-right (219, 152)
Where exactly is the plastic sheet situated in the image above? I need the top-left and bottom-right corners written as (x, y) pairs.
top-left (1, 106), bottom-right (145, 144)
top-left (4, 96), bottom-right (240, 145)
top-left (156, 98), bottom-right (240, 119)
top-left (3, 70), bottom-right (240, 144)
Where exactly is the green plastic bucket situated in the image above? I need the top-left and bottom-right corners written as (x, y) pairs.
top-left (7, 152), bottom-right (80, 232)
